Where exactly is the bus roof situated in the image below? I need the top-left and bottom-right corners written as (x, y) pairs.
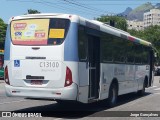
top-left (9, 13), bottom-right (79, 23)
top-left (79, 16), bottom-right (152, 47)
top-left (10, 13), bottom-right (152, 47)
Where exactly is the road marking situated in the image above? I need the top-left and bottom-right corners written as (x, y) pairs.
top-left (154, 88), bottom-right (160, 91)
top-left (54, 118), bottom-right (62, 120)
top-left (0, 100), bottom-right (28, 105)
top-left (146, 86), bottom-right (157, 89)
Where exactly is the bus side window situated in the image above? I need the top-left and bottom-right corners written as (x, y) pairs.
top-left (134, 44), bottom-right (143, 64)
top-left (126, 41), bottom-right (135, 64)
top-left (78, 25), bottom-right (88, 61)
top-left (101, 33), bottom-right (113, 62)
top-left (142, 46), bottom-right (149, 64)
top-left (113, 37), bottom-right (126, 63)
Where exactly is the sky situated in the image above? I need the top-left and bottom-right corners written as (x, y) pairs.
top-left (0, 0), bottom-right (160, 23)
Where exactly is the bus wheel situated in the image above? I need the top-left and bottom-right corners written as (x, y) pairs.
top-left (137, 80), bottom-right (146, 96)
top-left (107, 83), bottom-right (118, 107)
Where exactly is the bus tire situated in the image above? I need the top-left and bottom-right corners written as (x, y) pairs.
top-left (107, 83), bottom-right (118, 107)
top-left (137, 80), bottom-right (146, 96)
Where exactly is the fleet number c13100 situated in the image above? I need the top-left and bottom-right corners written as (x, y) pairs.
top-left (40, 61), bottom-right (59, 68)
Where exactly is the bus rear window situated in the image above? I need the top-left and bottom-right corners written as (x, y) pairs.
top-left (11, 18), bottom-right (70, 45)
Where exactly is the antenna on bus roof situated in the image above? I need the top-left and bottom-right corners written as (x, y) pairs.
top-left (109, 20), bottom-right (115, 27)
top-left (103, 20), bottom-right (115, 27)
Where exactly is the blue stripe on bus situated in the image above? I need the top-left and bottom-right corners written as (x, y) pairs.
top-left (134, 39), bottom-right (140, 44)
top-left (64, 22), bottom-right (79, 62)
top-left (4, 25), bottom-right (11, 60)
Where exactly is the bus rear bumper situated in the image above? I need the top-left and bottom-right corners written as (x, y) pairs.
top-left (5, 83), bottom-right (78, 100)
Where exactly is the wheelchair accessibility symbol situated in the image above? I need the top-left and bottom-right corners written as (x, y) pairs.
top-left (14, 60), bottom-right (20, 67)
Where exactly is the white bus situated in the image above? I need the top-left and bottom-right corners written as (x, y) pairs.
top-left (4, 13), bottom-right (154, 107)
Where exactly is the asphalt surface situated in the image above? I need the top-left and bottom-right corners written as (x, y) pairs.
top-left (0, 77), bottom-right (160, 120)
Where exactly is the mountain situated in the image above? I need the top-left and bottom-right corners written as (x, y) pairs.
top-left (128, 2), bottom-right (154, 20)
top-left (118, 7), bottom-right (132, 17)
top-left (155, 3), bottom-right (160, 9)
top-left (119, 2), bottom-right (156, 21)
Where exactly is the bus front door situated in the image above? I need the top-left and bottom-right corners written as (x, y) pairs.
top-left (88, 35), bottom-right (100, 100)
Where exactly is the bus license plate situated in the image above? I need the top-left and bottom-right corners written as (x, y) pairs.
top-left (31, 80), bottom-right (42, 85)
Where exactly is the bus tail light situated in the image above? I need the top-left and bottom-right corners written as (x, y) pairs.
top-left (5, 66), bottom-right (10, 85)
top-left (64, 67), bottom-right (73, 87)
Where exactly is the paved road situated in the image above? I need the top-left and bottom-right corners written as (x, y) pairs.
top-left (0, 77), bottom-right (160, 120)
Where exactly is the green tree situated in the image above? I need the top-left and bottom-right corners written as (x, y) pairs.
top-left (27, 9), bottom-right (40, 14)
top-left (96, 15), bottom-right (128, 31)
top-left (127, 29), bottom-right (145, 39)
top-left (143, 26), bottom-right (160, 52)
top-left (0, 18), bottom-right (7, 49)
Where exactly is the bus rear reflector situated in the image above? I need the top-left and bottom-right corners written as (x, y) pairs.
top-left (5, 66), bottom-right (10, 85)
top-left (64, 67), bottom-right (73, 87)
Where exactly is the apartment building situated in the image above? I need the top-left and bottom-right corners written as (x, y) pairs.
top-left (127, 20), bottom-right (144, 31)
top-left (143, 9), bottom-right (160, 28)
